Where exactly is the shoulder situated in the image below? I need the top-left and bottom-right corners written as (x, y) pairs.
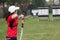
top-left (7, 15), bottom-right (12, 21)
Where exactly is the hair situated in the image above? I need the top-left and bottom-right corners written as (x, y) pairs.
top-left (6, 12), bottom-right (14, 21)
top-left (6, 12), bottom-right (15, 29)
top-left (10, 3), bottom-right (15, 6)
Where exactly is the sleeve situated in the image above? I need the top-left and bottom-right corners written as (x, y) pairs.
top-left (7, 16), bottom-right (12, 22)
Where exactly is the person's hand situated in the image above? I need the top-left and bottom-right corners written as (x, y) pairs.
top-left (20, 14), bottom-right (24, 18)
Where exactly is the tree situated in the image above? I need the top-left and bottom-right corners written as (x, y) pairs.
top-left (34, 0), bottom-right (46, 7)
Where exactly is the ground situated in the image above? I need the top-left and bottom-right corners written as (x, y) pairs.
top-left (0, 16), bottom-right (60, 40)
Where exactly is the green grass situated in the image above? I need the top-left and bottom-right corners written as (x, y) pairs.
top-left (0, 16), bottom-right (60, 40)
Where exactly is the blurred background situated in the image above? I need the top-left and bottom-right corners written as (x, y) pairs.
top-left (0, 0), bottom-right (60, 40)
top-left (0, 0), bottom-right (60, 18)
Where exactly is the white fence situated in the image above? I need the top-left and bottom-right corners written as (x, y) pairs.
top-left (32, 9), bottom-right (60, 16)
top-left (53, 9), bottom-right (60, 15)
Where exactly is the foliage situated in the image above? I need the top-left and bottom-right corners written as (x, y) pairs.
top-left (34, 0), bottom-right (46, 7)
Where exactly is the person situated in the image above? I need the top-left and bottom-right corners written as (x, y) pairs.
top-left (6, 5), bottom-right (24, 40)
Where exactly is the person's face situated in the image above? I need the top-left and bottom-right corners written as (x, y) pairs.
top-left (15, 10), bottom-right (17, 14)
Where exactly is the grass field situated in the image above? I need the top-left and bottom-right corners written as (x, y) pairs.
top-left (0, 16), bottom-right (60, 40)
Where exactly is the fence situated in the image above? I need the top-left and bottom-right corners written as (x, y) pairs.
top-left (32, 7), bottom-right (60, 17)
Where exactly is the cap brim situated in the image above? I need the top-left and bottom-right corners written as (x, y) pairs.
top-left (16, 7), bottom-right (19, 10)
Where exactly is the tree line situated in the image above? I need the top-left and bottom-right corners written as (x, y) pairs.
top-left (0, 0), bottom-right (47, 17)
